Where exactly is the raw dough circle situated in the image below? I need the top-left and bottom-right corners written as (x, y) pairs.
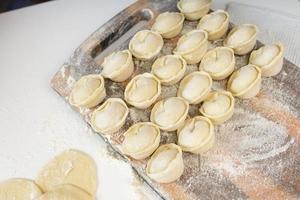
top-left (36, 149), bottom-right (97, 196)
top-left (36, 184), bottom-right (92, 200)
top-left (0, 178), bottom-right (42, 200)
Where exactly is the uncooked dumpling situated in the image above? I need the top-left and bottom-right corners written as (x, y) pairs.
top-left (152, 12), bottom-right (184, 38)
top-left (227, 27), bottom-right (253, 46)
top-left (177, 116), bottom-right (214, 154)
top-left (174, 30), bottom-right (208, 64)
top-left (177, 0), bottom-right (212, 20)
top-left (224, 24), bottom-right (258, 55)
top-left (129, 30), bottom-right (163, 60)
top-left (199, 91), bottom-right (235, 124)
top-left (124, 73), bottom-right (161, 109)
top-left (227, 64), bottom-right (262, 99)
top-left (178, 120), bottom-right (209, 147)
top-left (146, 143), bottom-right (184, 183)
top-left (197, 10), bottom-right (229, 40)
top-left (149, 149), bottom-right (177, 173)
top-left (36, 149), bottom-right (97, 196)
top-left (230, 66), bottom-right (257, 93)
top-left (251, 45), bottom-right (279, 66)
top-left (0, 178), bottom-right (42, 200)
top-left (122, 122), bottom-right (160, 159)
top-left (199, 47), bottom-right (235, 80)
top-left (91, 98), bottom-right (129, 134)
top-left (151, 55), bottom-right (186, 85)
top-left (199, 14), bottom-right (226, 32)
top-left (249, 43), bottom-right (284, 77)
top-left (101, 50), bottom-right (134, 82)
top-left (36, 184), bottom-right (92, 200)
top-left (177, 71), bottom-right (212, 104)
top-left (69, 74), bottom-right (106, 108)
top-left (176, 30), bottom-right (204, 52)
top-left (150, 97), bottom-right (189, 131)
top-left (202, 94), bottom-right (230, 115)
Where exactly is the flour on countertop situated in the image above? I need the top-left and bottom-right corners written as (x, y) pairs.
top-left (209, 107), bottom-right (293, 173)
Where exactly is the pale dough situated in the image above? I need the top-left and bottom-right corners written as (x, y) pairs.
top-left (226, 25), bottom-right (256, 47)
top-left (0, 178), bottom-right (42, 200)
top-left (177, 31), bottom-right (204, 52)
top-left (36, 149), bottom-right (97, 196)
top-left (230, 65), bottom-right (258, 94)
top-left (149, 148), bottom-right (178, 173)
top-left (152, 12), bottom-right (182, 33)
top-left (250, 44), bottom-right (280, 66)
top-left (180, 0), bottom-right (208, 13)
top-left (36, 184), bottom-right (92, 200)
top-left (198, 12), bottom-right (226, 32)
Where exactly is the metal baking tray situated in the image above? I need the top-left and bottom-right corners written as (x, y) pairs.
top-left (51, 0), bottom-right (300, 199)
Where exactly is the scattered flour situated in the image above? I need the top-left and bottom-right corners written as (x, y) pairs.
top-left (206, 107), bottom-right (295, 175)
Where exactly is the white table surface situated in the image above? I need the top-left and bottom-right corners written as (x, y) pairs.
top-left (0, 0), bottom-right (299, 199)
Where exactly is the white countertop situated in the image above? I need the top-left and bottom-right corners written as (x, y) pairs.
top-left (0, 0), bottom-right (299, 199)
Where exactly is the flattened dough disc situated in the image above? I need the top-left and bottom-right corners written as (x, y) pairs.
top-left (36, 184), bottom-right (92, 200)
top-left (0, 178), bottom-right (42, 200)
top-left (36, 149), bottom-right (97, 195)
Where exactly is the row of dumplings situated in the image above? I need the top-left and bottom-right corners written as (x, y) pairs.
top-left (68, 0), bottom-right (284, 184)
